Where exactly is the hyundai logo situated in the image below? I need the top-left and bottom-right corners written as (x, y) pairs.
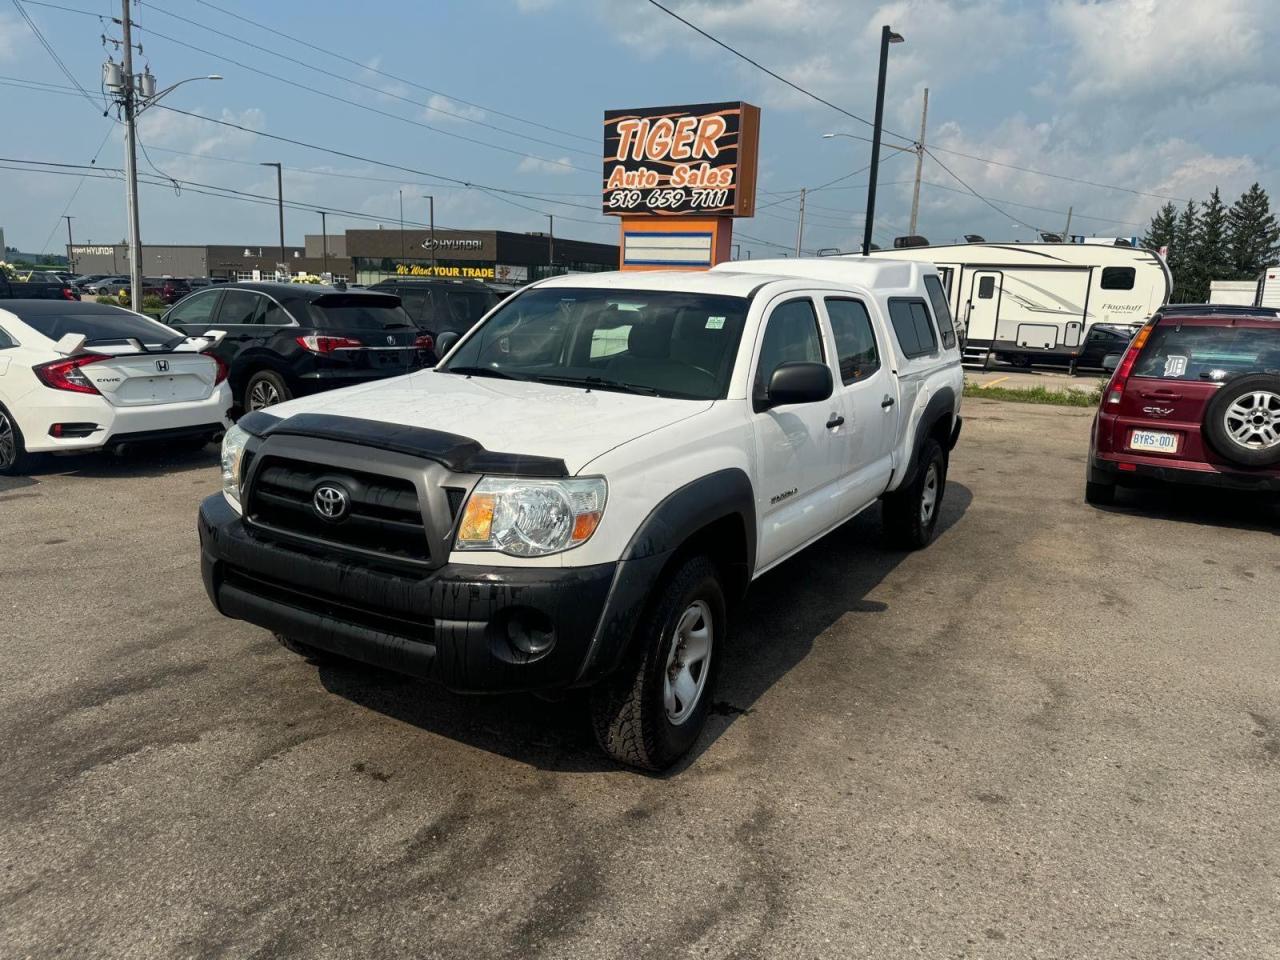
top-left (312, 484), bottom-right (350, 521)
top-left (387, 335), bottom-right (395, 346)
top-left (155, 359), bottom-right (169, 373)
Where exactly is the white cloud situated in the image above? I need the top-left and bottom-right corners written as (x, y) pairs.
top-left (0, 12), bottom-right (20, 62)
top-left (515, 0), bottom-right (559, 11)
top-left (517, 154), bottom-right (577, 175)
top-left (424, 93), bottom-right (486, 124)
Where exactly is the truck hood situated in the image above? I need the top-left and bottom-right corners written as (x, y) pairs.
top-left (263, 369), bottom-right (713, 474)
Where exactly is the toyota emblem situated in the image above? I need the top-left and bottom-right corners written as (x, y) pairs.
top-left (312, 484), bottom-right (350, 521)
top-left (155, 358), bottom-right (170, 373)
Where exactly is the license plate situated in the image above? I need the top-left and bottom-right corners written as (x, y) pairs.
top-left (1130, 429), bottom-right (1178, 453)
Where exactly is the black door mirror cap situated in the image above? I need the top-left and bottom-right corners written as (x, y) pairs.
top-left (765, 361), bottom-right (833, 409)
top-left (436, 331), bottom-right (461, 356)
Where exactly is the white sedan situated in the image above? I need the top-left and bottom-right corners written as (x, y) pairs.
top-left (0, 301), bottom-right (233, 474)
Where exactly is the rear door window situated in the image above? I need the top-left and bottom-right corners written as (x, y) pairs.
top-left (216, 290), bottom-right (262, 326)
top-left (1133, 323), bottom-right (1280, 380)
top-left (166, 290), bottom-right (221, 326)
top-left (824, 298), bottom-right (880, 384)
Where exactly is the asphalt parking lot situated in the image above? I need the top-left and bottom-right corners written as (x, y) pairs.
top-left (2, 400), bottom-right (1278, 960)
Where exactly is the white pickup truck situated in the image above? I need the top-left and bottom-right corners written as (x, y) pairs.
top-left (198, 259), bottom-right (964, 769)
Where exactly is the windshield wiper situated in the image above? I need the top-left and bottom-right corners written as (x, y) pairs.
top-left (443, 365), bottom-right (533, 381)
top-left (535, 375), bottom-right (661, 396)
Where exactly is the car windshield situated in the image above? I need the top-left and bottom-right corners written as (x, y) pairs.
top-left (307, 295), bottom-right (414, 331)
top-left (441, 287), bottom-right (750, 400)
top-left (1133, 322), bottom-right (1280, 380)
top-left (18, 309), bottom-right (185, 350)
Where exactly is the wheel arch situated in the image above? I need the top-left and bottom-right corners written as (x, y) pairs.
top-left (901, 385), bottom-right (958, 487)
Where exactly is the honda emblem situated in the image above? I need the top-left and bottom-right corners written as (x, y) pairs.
top-left (155, 359), bottom-right (169, 373)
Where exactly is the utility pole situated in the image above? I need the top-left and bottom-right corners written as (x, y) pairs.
top-left (864, 25), bottom-right (905, 256)
top-left (63, 216), bottom-right (75, 273)
top-left (318, 211), bottom-right (328, 275)
top-left (908, 87), bottom-right (929, 236)
top-left (258, 163), bottom-right (284, 278)
top-left (1063, 206), bottom-right (1073, 242)
top-left (119, 0), bottom-right (143, 310)
top-left (547, 214), bottom-right (554, 274)
top-left (423, 195), bottom-right (435, 272)
top-left (398, 189), bottom-right (405, 264)
top-left (795, 188), bottom-right (807, 256)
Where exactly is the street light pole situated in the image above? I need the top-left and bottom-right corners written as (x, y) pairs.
top-left (422, 195), bottom-right (435, 272)
top-left (863, 25), bottom-right (904, 256)
top-left (398, 189), bottom-right (405, 264)
top-left (318, 210), bottom-right (328, 276)
top-left (547, 214), bottom-right (555, 274)
top-left (795, 187), bottom-right (807, 256)
top-left (260, 162), bottom-right (284, 278)
top-left (63, 216), bottom-right (75, 273)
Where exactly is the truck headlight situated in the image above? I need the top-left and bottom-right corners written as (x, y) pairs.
top-left (455, 477), bottom-right (607, 557)
top-left (220, 423), bottom-right (250, 512)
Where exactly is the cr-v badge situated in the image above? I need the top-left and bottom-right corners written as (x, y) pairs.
top-left (1142, 406), bottom-right (1174, 417)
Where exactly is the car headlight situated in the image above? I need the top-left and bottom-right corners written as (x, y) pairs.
top-left (455, 477), bottom-right (607, 557)
top-left (220, 423), bottom-right (251, 512)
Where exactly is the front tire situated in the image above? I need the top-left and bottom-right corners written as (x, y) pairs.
top-left (590, 555), bottom-right (725, 771)
top-left (244, 370), bottom-right (292, 412)
top-left (882, 437), bottom-right (946, 549)
top-left (0, 406), bottom-right (37, 476)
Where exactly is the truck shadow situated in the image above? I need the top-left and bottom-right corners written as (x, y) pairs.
top-left (21, 443), bottom-right (218, 480)
top-left (316, 482), bottom-right (975, 775)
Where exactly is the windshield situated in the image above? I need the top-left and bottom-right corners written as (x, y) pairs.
top-left (308, 295), bottom-right (414, 331)
top-left (1133, 322), bottom-right (1280, 380)
top-left (18, 309), bottom-right (184, 350)
top-left (441, 287), bottom-right (749, 400)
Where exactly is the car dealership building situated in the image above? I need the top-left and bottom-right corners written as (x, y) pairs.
top-left (68, 228), bottom-right (618, 285)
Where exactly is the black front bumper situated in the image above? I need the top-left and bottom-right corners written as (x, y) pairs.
top-left (1090, 456), bottom-right (1280, 493)
top-left (199, 494), bottom-right (657, 692)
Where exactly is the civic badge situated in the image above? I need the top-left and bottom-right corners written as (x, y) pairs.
top-left (312, 483), bottom-right (350, 521)
top-left (155, 358), bottom-right (170, 373)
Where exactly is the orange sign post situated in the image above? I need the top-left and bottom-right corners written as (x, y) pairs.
top-left (602, 102), bottom-right (760, 271)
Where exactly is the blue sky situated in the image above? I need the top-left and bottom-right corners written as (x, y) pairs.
top-left (2, 0), bottom-right (1277, 259)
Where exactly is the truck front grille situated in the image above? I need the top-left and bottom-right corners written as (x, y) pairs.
top-left (246, 456), bottom-right (430, 563)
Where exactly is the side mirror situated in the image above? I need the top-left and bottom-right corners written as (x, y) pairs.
top-left (435, 331), bottom-right (460, 356)
top-left (765, 361), bottom-right (832, 408)
top-left (1101, 353), bottom-right (1122, 373)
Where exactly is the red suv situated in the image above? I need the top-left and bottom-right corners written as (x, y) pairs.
top-left (1087, 305), bottom-right (1280, 504)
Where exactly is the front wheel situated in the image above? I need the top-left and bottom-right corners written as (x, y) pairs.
top-left (882, 438), bottom-right (946, 549)
top-left (590, 555), bottom-right (725, 771)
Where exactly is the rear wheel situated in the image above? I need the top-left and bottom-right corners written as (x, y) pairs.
top-left (590, 555), bottom-right (724, 771)
top-left (244, 370), bottom-right (292, 412)
top-left (882, 438), bottom-right (946, 549)
top-left (1085, 480), bottom-right (1116, 506)
top-left (0, 407), bottom-right (37, 476)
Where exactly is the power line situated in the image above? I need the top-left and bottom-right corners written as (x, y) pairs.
top-left (916, 179), bottom-right (1145, 228)
top-left (923, 148), bottom-right (1045, 234)
top-left (36, 123), bottom-right (116, 253)
top-left (189, 0), bottom-right (595, 145)
top-left (131, 0), bottom-right (594, 158)
top-left (10, 0), bottom-right (104, 111)
top-left (642, 0), bottom-right (913, 148)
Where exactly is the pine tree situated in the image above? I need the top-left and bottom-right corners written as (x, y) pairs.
top-left (1169, 200), bottom-right (1200, 302)
top-left (1226, 183), bottom-right (1280, 279)
top-left (1143, 201), bottom-right (1177, 252)
top-left (1192, 187), bottom-right (1230, 302)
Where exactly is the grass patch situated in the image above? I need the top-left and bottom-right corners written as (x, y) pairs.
top-left (964, 381), bottom-right (1102, 408)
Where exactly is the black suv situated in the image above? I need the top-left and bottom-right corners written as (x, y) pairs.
top-left (162, 282), bottom-right (430, 411)
top-left (366, 278), bottom-right (500, 348)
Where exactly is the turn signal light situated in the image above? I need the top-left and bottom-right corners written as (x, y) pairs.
top-left (296, 334), bottom-right (363, 354)
top-left (457, 492), bottom-right (496, 543)
top-left (32, 354), bottom-right (111, 394)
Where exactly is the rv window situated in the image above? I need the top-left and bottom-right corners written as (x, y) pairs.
top-left (1101, 267), bottom-right (1136, 290)
top-left (888, 298), bottom-right (938, 359)
top-left (923, 275), bottom-right (957, 349)
top-left (977, 276), bottom-right (996, 299)
top-left (824, 298), bottom-right (880, 384)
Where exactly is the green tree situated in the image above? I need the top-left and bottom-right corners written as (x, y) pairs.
top-left (1169, 200), bottom-right (1201, 302)
top-left (1191, 187), bottom-right (1231, 301)
top-left (1226, 182), bottom-right (1280, 278)
top-left (1143, 201), bottom-right (1178, 252)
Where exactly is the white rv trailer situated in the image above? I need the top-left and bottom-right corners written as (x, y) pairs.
top-left (1256, 266), bottom-right (1280, 308)
top-left (863, 242), bottom-right (1171, 366)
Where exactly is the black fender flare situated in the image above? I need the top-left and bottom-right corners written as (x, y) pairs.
top-left (575, 468), bottom-right (756, 684)
top-left (900, 386), bottom-right (958, 487)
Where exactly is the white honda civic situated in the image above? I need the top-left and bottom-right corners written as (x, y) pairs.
top-left (0, 300), bottom-right (233, 474)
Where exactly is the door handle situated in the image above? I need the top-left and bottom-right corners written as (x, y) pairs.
top-left (881, 396), bottom-right (896, 409)
top-left (826, 414), bottom-right (845, 429)
top-left (1140, 390), bottom-right (1182, 400)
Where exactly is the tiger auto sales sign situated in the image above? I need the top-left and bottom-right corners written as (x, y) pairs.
top-left (602, 102), bottom-right (760, 217)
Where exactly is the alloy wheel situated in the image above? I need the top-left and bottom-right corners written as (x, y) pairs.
top-left (247, 380), bottom-right (281, 411)
top-left (0, 412), bottom-right (15, 468)
top-left (663, 599), bottom-right (713, 725)
top-left (1225, 391), bottom-right (1280, 451)
top-left (920, 462), bottom-right (940, 525)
